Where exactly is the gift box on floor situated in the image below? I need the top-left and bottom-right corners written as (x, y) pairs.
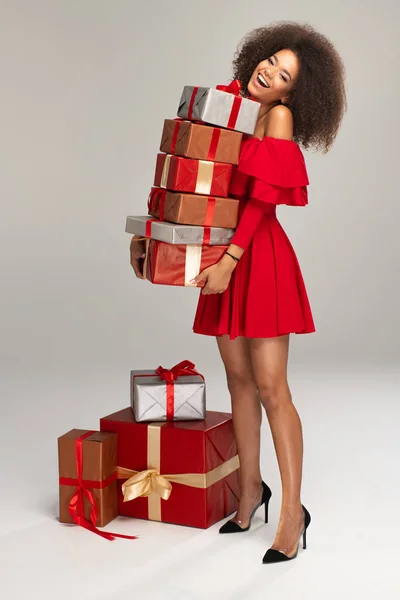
top-left (154, 153), bottom-right (232, 197)
top-left (177, 82), bottom-right (260, 135)
top-left (100, 408), bottom-right (240, 528)
top-left (160, 119), bottom-right (242, 165)
top-left (148, 187), bottom-right (240, 229)
top-left (125, 215), bottom-right (234, 246)
top-left (141, 239), bottom-right (227, 287)
top-left (131, 361), bottom-right (206, 422)
top-left (58, 429), bottom-right (118, 527)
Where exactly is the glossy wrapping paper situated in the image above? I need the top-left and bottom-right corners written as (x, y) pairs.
top-left (58, 429), bottom-right (118, 527)
top-left (142, 239), bottom-right (227, 287)
top-left (148, 187), bottom-right (240, 229)
top-left (100, 408), bottom-right (240, 528)
top-left (125, 215), bottom-right (234, 246)
top-left (177, 86), bottom-right (260, 135)
top-left (154, 153), bottom-right (232, 198)
top-left (131, 369), bottom-right (206, 422)
top-left (160, 119), bottom-right (242, 165)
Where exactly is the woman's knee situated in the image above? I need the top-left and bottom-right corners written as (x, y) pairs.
top-left (226, 369), bottom-right (255, 395)
top-left (257, 378), bottom-right (292, 411)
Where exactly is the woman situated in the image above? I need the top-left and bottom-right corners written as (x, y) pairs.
top-left (131, 21), bottom-right (346, 563)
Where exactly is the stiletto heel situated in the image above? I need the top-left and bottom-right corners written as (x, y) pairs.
top-left (262, 504), bottom-right (311, 563)
top-left (219, 481), bottom-right (272, 534)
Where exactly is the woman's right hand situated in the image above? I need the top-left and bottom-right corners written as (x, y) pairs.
top-left (130, 235), bottom-right (146, 280)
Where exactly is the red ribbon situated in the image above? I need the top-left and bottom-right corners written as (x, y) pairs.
top-left (148, 188), bottom-right (166, 221)
top-left (187, 86), bottom-right (199, 120)
top-left (207, 128), bottom-right (221, 160)
top-left (60, 431), bottom-right (137, 541)
top-left (145, 218), bottom-right (158, 237)
top-left (204, 197), bottom-right (216, 228)
top-left (215, 80), bottom-right (243, 130)
top-left (154, 360), bottom-right (204, 421)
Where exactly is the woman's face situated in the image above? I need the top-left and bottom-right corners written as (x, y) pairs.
top-left (247, 49), bottom-right (300, 105)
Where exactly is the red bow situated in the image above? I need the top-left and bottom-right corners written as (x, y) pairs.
top-left (155, 360), bottom-right (204, 420)
top-left (61, 431), bottom-right (137, 541)
top-left (156, 360), bottom-right (203, 383)
top-left (216, 79), bottom-right (243, 96)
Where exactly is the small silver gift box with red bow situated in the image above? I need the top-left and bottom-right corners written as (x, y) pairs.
top-left (131, 361), bottom-right (206, 423)
top-left (177, 82), bottom-right (261, 135)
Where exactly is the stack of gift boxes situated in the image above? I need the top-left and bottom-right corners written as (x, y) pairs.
top-left (125, 82), bottom-right (261, 286)
top-left (57, 82), bottom-right (261, 538)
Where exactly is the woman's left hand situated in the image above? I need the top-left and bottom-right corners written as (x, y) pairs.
top-left (191, 261), bottom-right (234, 294)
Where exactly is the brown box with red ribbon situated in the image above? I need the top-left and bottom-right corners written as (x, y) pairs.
top-left (160, 119), bottom-right (242, 165)
top-left (131, 361), bottom-right (206, 422)
top-left (154, 153), bottom-right (232, 198)
top-left (58, 429), bottom-right (118, 529)
top-left (100, 409), bottom-right (240, 529)
top-left (148, 187), bottom-right (240, 229)
top-left (142, 239), bottom-right (227, 287)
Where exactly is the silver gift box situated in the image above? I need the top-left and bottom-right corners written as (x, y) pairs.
top-left (177, 86), bottom-right (260, 135)
top-left (125, 216), bottom-right (234, 246)
top-left (131, 370), bottom-right (206, 422)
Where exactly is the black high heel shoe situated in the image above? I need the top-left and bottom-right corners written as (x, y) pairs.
top-left (262, 504), bottom-right (311, 563)
top-left (219, 481), bottom-right (272, 534)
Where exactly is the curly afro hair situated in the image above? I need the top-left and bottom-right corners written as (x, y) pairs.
top-left (233, 21), bottom-right (347, 153)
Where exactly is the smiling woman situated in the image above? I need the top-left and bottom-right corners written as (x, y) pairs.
top-left (130, 20), bottom-right (347, 567)
top-left (191, 21), bottom-right (347, 565)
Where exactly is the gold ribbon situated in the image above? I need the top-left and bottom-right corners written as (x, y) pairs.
top-left (142, 238), bottom-right (150, 281)
top-left (117, 423), bottom-right (239, 521)
top-left (195, 160), bottom-right (214, 195)
top-left (160, 155), bottom-right (214, 195)
top-left (160, 154), bottom-right (172, 188)
top-left (184, 245), bottom-right (202, 286)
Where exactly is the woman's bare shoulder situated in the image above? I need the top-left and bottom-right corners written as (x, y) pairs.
top-left (264, 104), bottom-right (294, 141)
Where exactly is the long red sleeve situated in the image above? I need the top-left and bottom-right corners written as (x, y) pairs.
top-left (230, 197), bottom-right (277, 251)
top-left (228, 136), bottom-right (309, 251)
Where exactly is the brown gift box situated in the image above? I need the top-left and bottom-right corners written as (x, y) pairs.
top-left (148, 187), bottom-right (240, 229)
top-left (160, 119), bottom-right (243, 165)
top-left (58, 429), bottom-right (118, 527)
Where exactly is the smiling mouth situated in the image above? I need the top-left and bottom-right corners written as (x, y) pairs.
top-left (257, 73), bottom-right (270, 88)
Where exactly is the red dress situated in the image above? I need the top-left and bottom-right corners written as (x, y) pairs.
top-left (192, 135), bottom-right (316, 340)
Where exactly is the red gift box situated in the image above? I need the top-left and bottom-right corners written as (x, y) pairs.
top-left (100, 408), bottom-right (240, 528)
top-left (154, 153), bottom-right (232, 198)
top-left (143, 239), bottom-right (227, 287)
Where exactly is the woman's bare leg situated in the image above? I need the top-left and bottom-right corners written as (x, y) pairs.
top-left (216, 335), bottom-right (263, 526)
top-left (249, 335), bottom-right (305, 556)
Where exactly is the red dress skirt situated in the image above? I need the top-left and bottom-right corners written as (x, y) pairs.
top-left (192, 135), bottom-right (316, 340)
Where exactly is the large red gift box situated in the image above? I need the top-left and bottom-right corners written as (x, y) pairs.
top-left (100, 408), bottom-right (240, 528)
top-left (154, 153), bottom-right (232, 197)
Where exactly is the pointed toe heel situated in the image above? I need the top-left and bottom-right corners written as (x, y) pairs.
top-left (262, 504), bottom-right (311, 564)
top-left (219, 481), bottom-right (272, 534)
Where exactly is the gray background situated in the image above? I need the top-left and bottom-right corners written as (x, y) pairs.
top-left (1, 1), bottom-right (399, 599)
top-left (1, 0), bottom-right (398, 379)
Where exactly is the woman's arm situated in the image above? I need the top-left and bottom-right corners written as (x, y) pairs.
top-left (224, 105), bottom-right (294, 257)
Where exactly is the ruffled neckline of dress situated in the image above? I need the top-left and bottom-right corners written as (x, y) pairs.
top-left (238, 135), bottom-right (309, 188)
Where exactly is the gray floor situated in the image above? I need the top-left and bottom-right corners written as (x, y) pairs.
top-left (1, 363), bottom-right (399, 599)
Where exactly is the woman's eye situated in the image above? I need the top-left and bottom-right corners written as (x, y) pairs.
top-left (280, 75), bottom-right (288, 82)
top-left (268, 58), bottom-right (274, 65)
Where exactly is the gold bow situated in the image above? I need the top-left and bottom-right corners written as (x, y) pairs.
top-left (117, 455), bottom-right (240, 503)
top-left (118, 467), bottom-right (172, 502)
